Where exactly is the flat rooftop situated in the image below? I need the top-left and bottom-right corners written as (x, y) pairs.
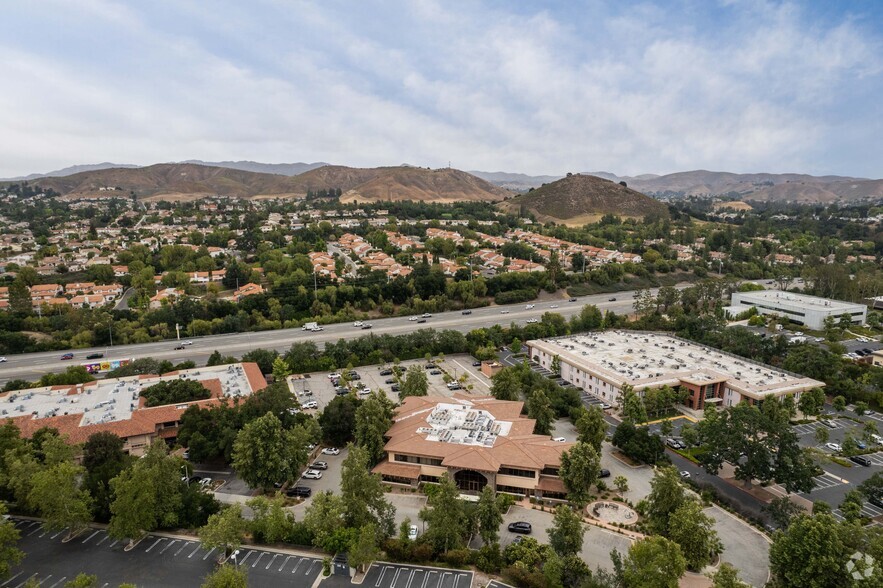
top-left (418, 402), bottom-right (513, 447)
top-left (734, 290), bottom-right (865, 312)
top-left (528, 331), bottom-right (824, 398)
top-left (1, 363), bottom-right (261, 429)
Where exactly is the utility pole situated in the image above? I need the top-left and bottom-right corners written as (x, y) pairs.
top-left (109, 324), bottom-right (113, 347)
top-left (175, 323), bottom-right (181, 341)
top-left (313, 270), bottom-right (318, 299)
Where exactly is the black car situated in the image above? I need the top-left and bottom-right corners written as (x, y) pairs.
top-left (599, 468), bottom-right (611, 478)
top-left (430, 369), bottom-right (442, 375)
top-left (385, 378), bottom-right (396, 384)
top-left (425, 363), bottom-right (435, 369)
top-left (335, 388), bottom-right (348, 396)
top-left (379, 369), bottom-right (393, 376)
top-left (86, 352), bottom-right (104, 360)
top-left (472, 361), bottom-right (481, 367)
top-left (174, 345), bottom-right (185, 350)
top-left (608, 297), bottom-right (617, 302)
top-left (508, 522), bottom-right (532, 534)
top-left (850, 455), bottom-right (872, 467)
top-left (569, 297), bottom-right (577, 302)
top-left (347, 372), bottom-right (361, 380)
top-left (391, 384), bottom-right (400, 392)
top-left (286, 486), bottom-right (312, 498)
top-left (462, 310), bottom-right (472, 315)
top-left (417, 319), bottom-right (427, 323)
top-left (871, 493), bottom-right (883, 509)
top-left (361, 324), bottom-right (372, 330)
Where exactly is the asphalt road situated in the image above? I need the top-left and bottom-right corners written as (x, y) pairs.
top-left (0, 286), bottom-right (682, 385)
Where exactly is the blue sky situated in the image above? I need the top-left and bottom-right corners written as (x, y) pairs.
top-left (1, 0), bottom-right (881, 178)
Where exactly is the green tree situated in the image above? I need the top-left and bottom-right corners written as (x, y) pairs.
top-left (271, 356), bottom-right (291, 382)
top-left (340, 444), bottom-right (395, 538)
top-left (613, 475), bottom-right (629, 497)
top-left (645, 466), bottom-right (687, 536)
top-left (354, 392), bottom-right (394, 465)
top-left (620, 385), bottom-right (647, 424)
top-left (231, 412), bottom-right (309, 491)
top-left (400, 365), bottom-right (428, 398)
top-left (574, 406), bottom-right (606, 452)
top-left (550, 355), bottom-right (561, 375)
top-left (798, 389), bottom-right (825, 417)
top-left (547, 505), bottom-right (585, 558)
top-left (247, 495), bottom-right (293, 543)
top-left (709, 563), bottom-right (749, 588)
top-left (82, 431), bottom-right (130, 522)
top-left (618, 536), bottom-right (686, 588)
top-left (526, 389), bottom-right (555, 435)
top-left (475, 485), bottom-right (503, 545)
top-left (8, 279), bottom-right (32, 315)
top-left (63, 574), bottom-right (98, 588)
top-left (29, 461), bottom-right (93, 540)
top-left (490, 368), bottom-right (522, 401)
top-left (839, 489), bottom-right (864, 523)
top-left (0, 503), bottom-right (23, 580)
top-left (769, 513), bottom-right (848, 588)
top-left (856, 401), bottom-right (869, 416)
top-left (201, 564), bottom-right (248, 588)
top-left (832, 395), bottom-right (846, 413)
top-left (559, 441), bottom-right (601, 506)
top-left (318, 395), bottom-right (359, 446)
top-left (303, 491), bottom-right (349, 552)
top-left (510, 337), bottom-right (522, 354)
top-left (667, 500), bottom-right (721, 570)
top-left (814, 426), bottom-right (829, 446)
top-left (763, 496), bottom-right (805, 529)
top-left (420, 474), bottom-right (467, 553)
top-left (349, 523), bottom-right (380, 573)
top-left (199, 504), bottom-right (247, 559)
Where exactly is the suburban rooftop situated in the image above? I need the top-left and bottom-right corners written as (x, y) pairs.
top-left (734, 289), bottom-right (865, 312)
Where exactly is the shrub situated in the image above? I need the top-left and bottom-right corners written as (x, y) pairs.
top-left (443, 549), bottom-right (472, 567)
top-left (141, 379), bottom-right (210, 407)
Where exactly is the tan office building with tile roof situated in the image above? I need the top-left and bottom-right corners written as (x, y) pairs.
top-left (372, 395), bottom-right (573, 499)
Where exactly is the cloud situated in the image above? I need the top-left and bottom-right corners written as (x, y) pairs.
top-left (0, 0), bottom-right (880, 177)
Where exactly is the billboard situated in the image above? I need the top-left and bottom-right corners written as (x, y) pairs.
top-left (82, 358), bottom-right (133, 374)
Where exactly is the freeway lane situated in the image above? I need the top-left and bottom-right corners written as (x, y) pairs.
top-left (0, 285), bottom-right (683, 384)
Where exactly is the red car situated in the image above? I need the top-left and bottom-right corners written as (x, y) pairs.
top-left (60, 353), bottom-right (74, 360)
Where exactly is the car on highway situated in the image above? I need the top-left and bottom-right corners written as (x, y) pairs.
top-left (302, 400), bottom-right (318, 409)
top-left (825, 442), bottom-right (842, 452)
top-left (569, 297), bottom-right (578, 302)
top-left (422, 313), bottom-right (432, 318)
top-left (408, 525), bottom-right (419, 540)
top-left (408, 316), bottom-right (418, 321)
top-left (417, 319), bottom-right (427, 323)
top-left (525, 304), bottom-right (535, 309)
top-left (86, 352), bottom-right (104, 360)
top-left (526, 318), bottom-right (538, 324)
top-left (322, 447), bottom-right (341, 455)
top-left (508, 522), bottom-right (532, 534)
top-left (0, 357), bottom-right (6, 362)
top-left (286, 486), bottom-right (312, 498)
top-left (353, 321), bottom-right (364, 327)
top-left (608, 297), bottom-right (617, 302)
top-left (462, 310), bottom-right (472, 315)
top-left (302, 470), bottom-right (323, 480)
top-left (361, 324), bottom-right (373, 330)
top-left (174, 345), bottom-right (185, 350)
top-left (500, 309), bottom-right (510, 314)
top-left (182, 340), bottom-right (193, 346)
top-left (310, 461), bottom-right (328, 470)
top-left (60, 353), bottom-right (75, 362)
top-left (549, 304), bottom-right (559, 308)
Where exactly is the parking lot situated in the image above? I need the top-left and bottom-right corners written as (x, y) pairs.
top-left (4, 517), bottom-right (322, 588)
top-left (362, 563), bottom-right (472, 588)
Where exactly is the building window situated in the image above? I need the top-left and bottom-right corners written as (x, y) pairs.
top-left (418, 475), bottom-right (440, 484)
top-left (394, 454), bottom-right (443, 466)
top-left (496, 484), bottom-right (530, 496)
top-left (499, 467), bottom-right (536, 478)
top-left (541, 467), bottom-right (560, 477)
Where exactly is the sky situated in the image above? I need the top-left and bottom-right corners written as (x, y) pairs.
top-left (1, 0), bottom-right (881, 178)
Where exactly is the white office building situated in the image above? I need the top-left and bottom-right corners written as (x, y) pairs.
top-left (729, 290), bottom-right (867, 331)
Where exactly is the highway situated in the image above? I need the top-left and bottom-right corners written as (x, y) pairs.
top-left (0, 286), bottom-right (682, 385)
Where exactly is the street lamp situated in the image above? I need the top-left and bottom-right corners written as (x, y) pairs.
top-left (231, 549), bottom-right (240, 567)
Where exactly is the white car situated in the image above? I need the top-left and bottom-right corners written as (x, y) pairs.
top-left (353, 321), bottom-right (364, 327)
top-left (182, 340), bottom-right (194, 346)
top-left (322, 447), bottom-right (341, 455)
top-left (526, 318), bottom-right (539, 324)
top-left (422, 313), bottom-right (432, 318)
top-left (500, 310), bottom-right (510, 314)
top-left (328, 373), bottom-right (341, 379)
top-left (679, 471), bottom-right (691, 479)
top-left (550, 304), bottom-right (559, 309)
top-left (358, 388), bottom-right (371, 396)
top-left (408, 525), bottom-right (419, 540)
top-left (0, 357), bottom-right (7, 362)
top-left (302, 400), bottom-right (318, 410)
top-left (825, 443), bottom-right (842, 452)
top-left (199, 477), bottom-right (213, 487)
top-left (552, 437), bottom-right (566, 442)
top-left (408, 316), bottom-right (418, 321)
top-left (302, 470), bottom-right (323, 480)
top-left (525, 304), bottom-right (535, 309)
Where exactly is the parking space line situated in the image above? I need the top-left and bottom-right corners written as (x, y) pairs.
top-left (35, 575), bottom-right (51, 587)
top-left (441, 572), bottom-right (451, 588)
top-left (144, 538), bottom-right (164, 552)
top-left (378, 565), bottom-right (392, 587)
top-left (406, 570), bottom-right (417, 588)
top-left (0, 571), bottom-right (22, 587)
top-left (81, 530), bottom-right (101, 544)
top-left (188, 545), bottom-right (202, 558)
top-left (46, 578), bottom-right (66, 588)
top-left (160, 539), bottom-right (178, 554)
top-left (14, 574), bottom-right (39, 588)
top-left (49, 528), bottom-right (67, 540)
top-left (174, 541), bottom-right (191, 556)
top-left (292, 558), bottom-right (304, 574)
top-left (265, 553), bottom-right (279, 569)
top-left (108, 540), bottom-right (119, 549)
top-left (307, 560), bottom-right (320, 575)
top-left (279, 555), bottom-right (292, 571)
top-left (239, 550), bottom-right (254, 567)
top-left (251, 552), bottom-right (265, 568)
top-left (27, 525), bottom-right (44, 537)
top-left (455, 573), bottom-right (469, 588)
top-left (202, 547), bottom-right (216, 561)
top-left (392, 568), bottom-right (402, 586)
top-left (423, 571), bottom-right (437, 588)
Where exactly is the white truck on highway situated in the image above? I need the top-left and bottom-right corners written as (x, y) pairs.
top-left (301, 322), bottom-right (323, 332)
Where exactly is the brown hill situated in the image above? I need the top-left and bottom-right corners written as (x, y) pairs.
top-left (745, 179), bottom-right (883, 203)
top-left (499, 174), bottom-right (668, 225)
top-left (14, 163), bottom-right (508, 202)
top-left (341, 167), bottom-right (509, 203)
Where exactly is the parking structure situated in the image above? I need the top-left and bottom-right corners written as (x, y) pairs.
top-left (5, 517), bottom-right (322, 588)
top-left (362, 563), bottom-right (473, 588)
